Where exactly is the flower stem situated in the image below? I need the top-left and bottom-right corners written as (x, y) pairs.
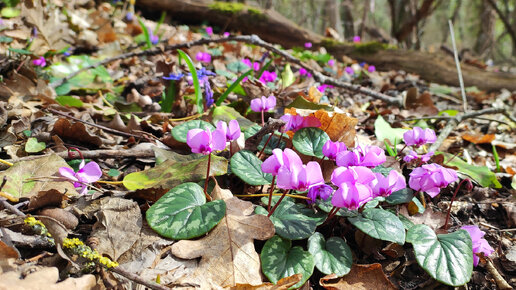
top-left (258, 133), bottom-right (274, 158)
top-left (68, 147), bottom-right (84, 160)
top-left (268, 189), bottom-right (290, 217)
top-left (273, 132), bottom-right (284, 149)
top-left (203, 153), bottom-right (212, 201)
top-left (395, 144), bottom-right (407, 160)
top-left (261, 111), bottom-right (265, 126)
top-left (267, 176), bottom-right (276, 212)
top-left (327, 206), bottom-right (339, 221)
top-left (444, 179), bottom-right (470, 230)
top-left (0, 158), bottom-right (13, 167)
top-left (234, 193), bottom-right (310, 200)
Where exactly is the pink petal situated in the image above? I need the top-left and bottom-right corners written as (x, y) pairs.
top-left (211, 129), bottom-right (227, 151)
top-left (305, 161), bottom-right (324, 185)
top-left (250, 98), bottom-right (262, 112)
top-left (77, 161), bottom-right (102, 183)
top-left (187, 129), bottom-right (210, 154)
top-left (59, 167), bottom-right (78, 182)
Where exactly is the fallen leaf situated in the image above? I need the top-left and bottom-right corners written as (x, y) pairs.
top-left (399, 206), bottom-right (447, 231)
top-left (0, 241), bottom-right (20, 260)
top-left (0, 266), bottom-right (96, 290)
top-left (319, 263), bottom-right (396, 290)
top-left (0, 154), bottom-right (78, 200)
top-left (171, 185), bottom-right (275, 288)
top-left (462, 133), bottom-right (495, 144)
top-left (37, 207), bottom-right (78, 230)
top-left (91, 197), bottom-right (142, 261)
top-left (232, 274), bottom-right (302, 290)
top-left (27, 189), bottom-right (66, 211)
top-left (403, 88), bottom-right (438, 116)
top-left (307, 86), bottom-right (323, 103)
top-left (51, 118), bottom-right (103, 147)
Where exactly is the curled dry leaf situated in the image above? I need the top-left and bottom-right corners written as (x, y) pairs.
top-left (27, 189), bottom-right (66, 211)
top-left (37, 207), bottom-right (79, 230)
top-left (0, 266), bottom-right (96, 290)
top-left (171, 185), bottom-right (275, 288)
top-left (462, 133), bottom-right (495, 144)
top-left (399, 206), bottom-right (447, 231)
top-left (403, 87), bottom-right (439, 116)
top-left (319, 263), bottom-right (396, 290)
top-left (232, 273), bottom-right (302, 290)
top-left (51, 118), bottom-right (103, 147)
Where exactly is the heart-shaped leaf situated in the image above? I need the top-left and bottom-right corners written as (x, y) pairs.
top-left (230, 150), bottom-right (273, 185)
top-left (146, 182), bottom-right (226, 240)
top-left (292, 127), bottom-right (329, 159)
top-left (171, 120), bottom-right (215, 143)
top-left (308, 232), bottom-right (352, 276)
top-left (257, 133), bottom-right (286, 155)
top-left (348, 208), bottom-right (405, 244)
top-left (255, 197), bottom-right (320, 240)
top-left (438, 152), bottom-right (501, 188)
top-left (406, 224), bottom-right (473, 286)
top-left (244, 124), bottom-right (261, 139)
top-left (374, 115), bottom-right (407, 144)
top-left (25, 137), bottom-right (46, 153)
top-left (261, 235), bottom-right (315, 289)
top-left (385, 188), bottom-right (414, 205)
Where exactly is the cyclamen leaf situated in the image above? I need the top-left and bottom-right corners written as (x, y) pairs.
top-left (146, 182), bottom-right (226, 239)
top-left (292, 127), bottom-right (329, 159)
top-left (308, 232), bottom-right (352, 276)
top-left (171, 120), bottom-right (215, 143)
top-left (257, 133), bottom-right (286, 155)
top-left (385, 188), bottom-right (414, 205)
top-left (407, 225), bottom-right (473, 286)
top-left (438, 152), bottom-right (501, 188)
top-left (348, 208), bottom-right (405, 244)
top-left (261, 235), bottom-right (315, 289)
top-left (230, 150), bottom-right (273, 185)
top-left (374, 115), bottom-right (407, 144)
top-left (25, 137), bottom-right (46, 153)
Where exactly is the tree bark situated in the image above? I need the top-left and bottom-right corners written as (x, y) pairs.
top-left (486, 0), bottom-right (516, 57)
top-left (137, 0), bottom-right (516, 91)
top-left (474, 0), bottom-right (496, 57)
top-left (341, 0), bottom-right (355, 40)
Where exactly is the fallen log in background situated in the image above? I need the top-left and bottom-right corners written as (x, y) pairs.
top-left (137, 0), bottom-right (516, 92)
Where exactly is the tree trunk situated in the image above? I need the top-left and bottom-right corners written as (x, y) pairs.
top-left (341, 0), bottom-right (355, 40)
top-left (474, 0), bottom-right (496, 57)
top-left (325, 0), bottom-right (343, 38)
top-left (136, 0), bottom-right (516, 91)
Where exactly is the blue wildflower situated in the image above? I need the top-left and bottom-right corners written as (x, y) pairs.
top-left (203, 78), bottom-right (214, 107)
top-left (163, 72), bottom-right (184, 81)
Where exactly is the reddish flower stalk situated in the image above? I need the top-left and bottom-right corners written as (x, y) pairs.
top-left (203, 153), bottom-right (212, 201)
top-left (68, 147), bottom-right (84, 160)
top-left (266, 176), bottom-right (276, 212)
top-left (258, 133), bottom-right (274, 158)
top-left (444, 178), bottom-right (472, 229)
top-left (268, 189), bottom-right (290, 217)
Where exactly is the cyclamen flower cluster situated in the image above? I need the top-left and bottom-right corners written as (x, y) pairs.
top-left (280, 114), bottom-right (321, 133)
top-left (186, 120), bottom-right (241, 155)
top-left (195, 52), bottom-right (211, 63)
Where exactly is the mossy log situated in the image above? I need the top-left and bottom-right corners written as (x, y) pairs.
top-left (138, 0), bottom-right (516, 92)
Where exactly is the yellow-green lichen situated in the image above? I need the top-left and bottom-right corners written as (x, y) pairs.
top-left (24, 216), bottom-right (52, 238)
top-left (320, 37), bottom-right (343, 48)
top-left (63, 238), bottom-right (119, 268)
top-left (353, 42), bottom-right (391, 54)
top-left (209, 2), bottom-right (264, 20)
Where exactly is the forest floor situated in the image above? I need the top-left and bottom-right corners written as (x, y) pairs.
top-left (0, 1), bottom-right (515, 290)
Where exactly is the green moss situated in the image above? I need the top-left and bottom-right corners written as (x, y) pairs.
top-left (320, 37), bottom-right (343, 48)
top-left (353, 42), bottom-right (391, 54)
top-left (209, 2), bottom-right (264, 20)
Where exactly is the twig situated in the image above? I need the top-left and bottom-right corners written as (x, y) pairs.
top-left (0, 198), bottom-right (25, 216)
top-left (111, 267), bottom-right (181, 290)
top-left (448, 20), bottom-right (468, 112)
top-left (428, 107), bottom-right (508, 152)
top-left (245, 118), bottom-right (285, 152)
top-left (50, 35), bottom-right (402, 106)
top-left (47, 108), bottom-right (144, 139)
top-left (485, 258), bottom-right (512, 289)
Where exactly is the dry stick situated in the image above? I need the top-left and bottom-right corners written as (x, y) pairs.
top-left (485, 258), bottom-right (512, 290)
top-left (448, 20), bottom-right (468, 113)
top-left (245, 118), bottom-right (285, 152)
top-left (50, 35), bottom-right (402, 106)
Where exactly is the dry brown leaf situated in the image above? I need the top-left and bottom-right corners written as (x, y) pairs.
top-left (0, 266), bottom-right (96, 290)
top-left (0, 241), bottom-right (20, 260)
top-left (232, 274), bottom-right (302, 290)
top-left (37, 207), bottom-right (78, 230)
top-left (306, 86), bottom-right (323, 103)
top-left (403, 88), bottom-right (439, 116)
top-left (91, 197), bottom-right (142, 261)
top-left (27, 189), bottom-right (66, 211)
top-left (97, 22), bottom-right (117, 43)
top-left (171, 185), bottom-right (275, 288)
top-left (319, 263), bottom-right (396, 290)
top-left (462, 133), bottom-right (495, 144)
top-left (51, 118), bottom-right (103, 147)
top-left (399, 206), bottom-right (447, 231)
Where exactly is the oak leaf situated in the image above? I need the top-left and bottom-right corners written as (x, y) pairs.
top-left (319, 263), bottom-right (396, 289)
top-left (171, 186), bottom-right (275, 288)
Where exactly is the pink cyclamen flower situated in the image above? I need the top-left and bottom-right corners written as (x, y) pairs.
top-left (307, 184), bottom-right (333, 204)
top-left (461, 225), bottom-right (495, 266)
top-left (242, 58), bottom-right (260, 71)
top-left (403, 150), bottom-right (434, 163)
top-left (345, 67), bottom-right (354, 75)
top-left (367, 65), bottom-right (376, 72)
top-left (304, 42), bottom-right (312, 48)
top-left (409, 163), bottom-right (458, 197)
top-left (262, 148), bottom-right (303, 176)
top-left (186, 128), bottom-right (226, 155)
top-left (216, 120), bottom-right (241, 141)
top-left (299, 67), bottom-right (308, 76)
top-left (59, 161), bottom-right (102, 195)
top-left (223, 32), bottom-right (230, 37)
top-left (260, 71), bottom-right (277, 83)
top-left (317, 84), bottom-right (334, 92)
top-left (403, 127), bottom-right (437, 147)
top-left (280, 114), bottom-right (321, 133)
top-left (195, 52), bottom-right (211, 63)
top-left (353, 36), bottom-right (361, 43)
top-left (371, 171), bottom-right (406, 198)
top-left (328, 59), bottom-right (335, 67)
top-left (331, 166), bottom-right (376, 210)
top-left (277, 161), bottom-right (324, 191)
top-left (32, 56), bottom-right (46, 67)
top-left (336, 144), bottom-right (386, 168)
top-left (250, 95), bottom-right (276, 113)
top-left (322, 140), bottom-right (347, 160)
top-left (205, 26), bottom-right (213, 36)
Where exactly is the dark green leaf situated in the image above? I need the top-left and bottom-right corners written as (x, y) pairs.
top-left (171, 120), bottom-right (215, 143)
top-left (308, 232), bottom-right (352, 276)
top-left (212, 105), bottom-right (254, 131)
top-left (244, 124), bottom-right (261, 139)
top-left (230, 150), bottom-right (273, 185)
top-left (406, 225), bottom-right (473, 286)
top-left (348, 208), bottom-right (405, 244)
top-left (257, 133), bottom-right (286, 155)
top-left (261, 235), bottom-right (315, 288)
top-left (146, 182), bottom-right (226, 239)
top-left (386, 188), bottom-right (414, 205)
top-left (438, 152), bottom-right (501, 188)
top-left (286, 96), bottom-right (333, 111)
top-left (177, 49), bottom-right (203, 114)
top-left (292, 127), bottom-right (329, 159)
top-left (227, 61), bottom-right (250, 73)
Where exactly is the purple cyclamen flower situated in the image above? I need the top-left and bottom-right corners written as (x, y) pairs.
top-left (250, 95), bottom-right (276, 113)
top-left (328, 59), bottom-right (335, 67)
top-left (322, 140), bottom-right (347, 160)
top-left (409, 163), bottom-right (458, 197)
top-left (223, 32), bottom-right (230, 37)
top-left (403, 150), bottom-right (434, 163)
top-left (59, 161), bottom-right (102, 195)
top-left (336, 144), bottom-right (386, 168)
top-left (304, 42), bottom-right (312, 48)
top-left (205, 26), bottom-right (213, 36)
top-left (353, 36), bottom-right (361, 43)
top-left (299, 67), bottom-right (308, 76)
top-left (307, 184), bottom-right (333, 204)
top-left (162, 72), bottom-right (184, 81)
top-left (32, 56), bottom-right (46, 67)
top-left (242, 58), bottom-right (260, 71)
top-left (196, 52), bottom-right (211, 63)
top-left (345, 67), bottom-right (354, 75)
top-left (370, 171), bottom-right (406, 198)
top-left (461, 225), bottom-right (495, 266)
top-left (262, 148), bottom-right (303, 176)
top-left (186, 128), bottom-right (226, 155)
top-left (331, 166), bottom-right (376, 210)
top-left (260, 71), bottom-right (277, 83)
top-left (280, 114), bottom-right (321, 133)
top-left (277, 160), bottom-right (324, 191)
top-left (367, 65), bottom-right (376, 72)
top-left (403, 127), bottom-right (437, 147)
top-left (317, 84), bottom-right (334, 92)
top-left (216, 120), bottom-right (241, 141)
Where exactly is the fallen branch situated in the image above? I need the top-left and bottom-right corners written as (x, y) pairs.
top-left (245, 117), bottom-right (285, 152)
top-left (486, 258), bottom-right (512, 289)
top-left (50, 35), bottom-right (402, 106)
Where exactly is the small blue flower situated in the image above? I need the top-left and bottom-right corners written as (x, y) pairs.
top-left (196, 67), bottom-right (216, 78)
top-left (125, 12), bottom-right (134, 21)
top-left (163, 72), bottom-right (184, 81)
top-left (203, 78), bottom-right (214, 107)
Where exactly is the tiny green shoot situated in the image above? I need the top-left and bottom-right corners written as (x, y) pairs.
top-left (215, 70), bottom-right (252, 106)
top-left (492, 144), bottom-right (500, 172)
top-left (177, 49), bottom-right (203, 114)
